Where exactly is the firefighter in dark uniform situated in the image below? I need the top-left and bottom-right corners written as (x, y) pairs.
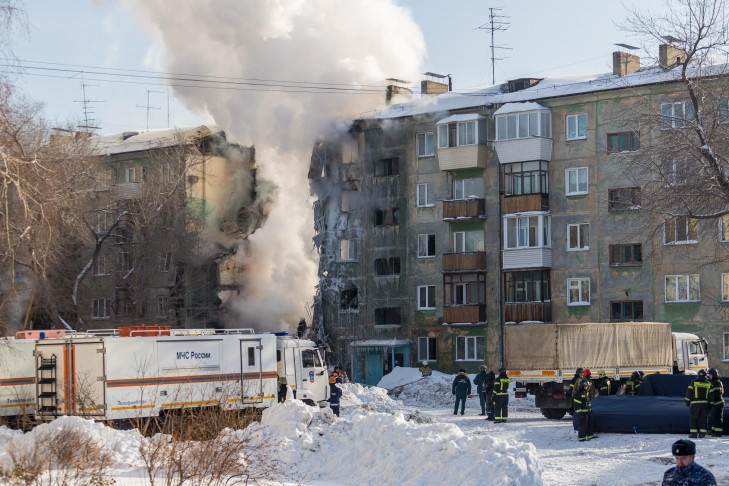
top-left (597, 369), bottom-right (611, 396)
top-left (625, 371), bottom-right (643, 395)
top-left (568, 367), bottom-right (584, 397)
top-left (707, 368), bottom-right (724, 437)
top-left (685, 369), bottom-right (711, 438)
top-left (492, 367), bottom-right (510, 423)
top-left (572, 379), bottom-right (595, 442)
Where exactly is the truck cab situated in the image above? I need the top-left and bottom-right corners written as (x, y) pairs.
top-left (275, 336), bottom-right (329, 406)
top-left (673, 332), bottom-right (709, 374)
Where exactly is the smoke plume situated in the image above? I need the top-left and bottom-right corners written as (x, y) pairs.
top-left (121, 0), bottom-right (426, 332)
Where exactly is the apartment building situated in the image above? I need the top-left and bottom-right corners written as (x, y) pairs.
top-left (310, 47), bottom-right (729, 385)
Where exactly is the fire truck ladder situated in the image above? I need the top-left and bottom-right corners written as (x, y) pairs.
top-left (36, 354), bottom-right (58, 417)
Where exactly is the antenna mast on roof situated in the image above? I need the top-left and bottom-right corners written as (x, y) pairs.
top-left (75, 81), bottom-right (102, 132)
top-left (137, 88), bottom-right (164, 130)
top-left (475, 7), bottom-right (511, 85)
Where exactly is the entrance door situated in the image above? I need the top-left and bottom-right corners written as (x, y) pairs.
top-left (240, 340), bottom-right (263, 403)
top-left (364, 353), bottom-right (383, 385)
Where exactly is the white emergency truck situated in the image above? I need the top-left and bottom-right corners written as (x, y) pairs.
top-left (2, 327), bottom-right (329, 422)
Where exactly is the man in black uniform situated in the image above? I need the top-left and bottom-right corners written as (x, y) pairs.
top-left (492, 368), bottom-right (510, 423)
top-left (572, 379), bottom-right (595, 442)
top-left (685, 369), bottom-right (711, 438)
top-left (452, 369), bottom-right (471, 415)
top-left (707, 368), bottom-right (724, 437)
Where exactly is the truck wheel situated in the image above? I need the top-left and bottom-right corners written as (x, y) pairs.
top-left (541, 408), bottom-right (567, 420)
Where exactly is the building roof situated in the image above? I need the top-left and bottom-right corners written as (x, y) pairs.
top-left (88, 125), bottom-right (223, 156)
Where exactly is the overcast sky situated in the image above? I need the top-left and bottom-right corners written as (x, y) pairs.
top-left (9, 0), bottom-right (669, 135)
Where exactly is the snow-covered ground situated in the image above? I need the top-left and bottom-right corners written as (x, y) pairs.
top-left (0, 367), bottom-right (726, 485)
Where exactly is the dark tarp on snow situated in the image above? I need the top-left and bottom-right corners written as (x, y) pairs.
top-left (591, 374), bottom-right (728, 434)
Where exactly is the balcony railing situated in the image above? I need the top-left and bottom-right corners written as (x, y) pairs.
top-left (442, 198), bottom-right (486, 220)
top-left (443, 304), bottom-right (487, 324)
top-left (438, 145), bottom-right (489, 170)
top-left (502, 193), bottom-right (549, 214)
top-left (503, 301), bottom-right (551, 323)
top-left (494, 137), bottom-right (553, 164)
top-left (442, 252), bottom-right (487, 272)
top-left (502, 248), bottom-right (552, 269)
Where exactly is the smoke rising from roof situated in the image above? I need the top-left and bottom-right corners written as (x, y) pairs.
top-left (122, 0), bottom-right (425, 332)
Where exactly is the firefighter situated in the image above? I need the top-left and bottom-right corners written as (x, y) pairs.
top-left (327, 376), bottom-right (342, 417)
top-left (707, 368), bottom-right (724, 437)
top-left (452, 369), bottom-right (471, 415)
top-left (572, 379), bottom-right (595, 442)
top-left (568, 367), bottom-right (584, 397)
top-left (582, 368), bottom-right (593, 395)
top-left (597, 369), bottom-right (612, 396)
top-left (625, 371), bottom-right (642, 395)
top-left (492, 367), bottom-right (510, 423)
top-left (685, 369), bottom-right (712, 438)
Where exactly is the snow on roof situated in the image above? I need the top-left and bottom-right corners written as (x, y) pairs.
top-left (436, 113), bottom-right (486, 124)
top-left (366, 62), bottom-right (703, 121)
top-left (350, 339), bottom-right (410, 347)
top-left (89, 125), bottom-right (223, 156)
top-left (493, 101), bottom-right (548, 116)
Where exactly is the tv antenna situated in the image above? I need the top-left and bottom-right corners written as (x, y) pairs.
top-left (74, 82), bottom-right (102, 132)
top-left (137, 88), bottom-right (165, 130)
top-left (475, 7), bottom-right (511, 85)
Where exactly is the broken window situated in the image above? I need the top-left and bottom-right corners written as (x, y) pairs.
top-left (374, 207), bottom-right (400, 226)
top-left (375, 157), bottom-right (399, 177)
top-left (374, 257), bottom-right (401, 276)
top-left (340, 286), bottom-right (359, 310)
top-left (375, 307), bottom-right (401, 325)
top-left (339, 239), bottom-right (357, 260)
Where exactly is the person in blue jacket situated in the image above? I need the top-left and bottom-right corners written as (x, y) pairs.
top-left (452, 369), bottom-right (471, 415)
top-left (327, 376), bottom-right (343, 417)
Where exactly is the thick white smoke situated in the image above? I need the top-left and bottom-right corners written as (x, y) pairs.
top-left (120, 0), bottom-right (426, 332)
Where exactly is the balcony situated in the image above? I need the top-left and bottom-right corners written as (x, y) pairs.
top-left (442, 198), bottom-right (485, 220)
top-left (438, 145), bottom-right (489, 171)
top-left (494, 137), bottom-right (552, 164)
top-left (502, 194), bottom-right (549, 214)
top-left (442, 252), bottom-right (487, 272)
top-left (502, 248), bottom-right (552, 269)
top-left (112, 183), bottom-right (142, 200)
top-left (504, 301), bottom-right (551, 323)
top-left (443, 304), bottom-right (487, 324)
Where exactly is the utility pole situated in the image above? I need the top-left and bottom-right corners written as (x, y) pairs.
top-left (137, 88), bottom-right (164, 130)
top-left (475, 7), bottom-right (511, 85)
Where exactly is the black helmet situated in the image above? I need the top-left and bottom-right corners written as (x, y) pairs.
top-left (630, 371), bottom-right (639, 380)
top-left (708, 368), bottom-right (719, 379)
top-left (697, 369), bottom-right (707, 379)
top-left (575, 367), bottom-right (583, 375)
top-left (579, 379), bottom-right (589, 389)
top-left (498, 367), bottom-right (506, 374)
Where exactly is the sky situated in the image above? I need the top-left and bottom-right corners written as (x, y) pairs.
top-left (1, 366), bottom-right (726, 485)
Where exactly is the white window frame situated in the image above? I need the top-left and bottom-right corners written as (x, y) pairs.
top-left (662, 160), bottom-right (690, 187)
top-left (417, 132), bottom-right (435, 157)
top-left (126, 167), bottom-right (139, 183)
top-left (664, 216), bottom-right (698, 245)
top-left (665, 274), bottom-right (700, 303)
top-left (722, 273), bottom-right (729, 301)
top-left (93, 256), bottom-right (110, 276)
top-left (452, 230), bottom-right (484, 253)
top-left (453, 232), bottom-right (466, 253)
top-left (416, 183), bottom-right (435, 207)
top-left (339, 239), bottom-right (357, 261)
top-left (661, 101), bottom-right (694, 129)
top-left (721, 215), bottom-right (729, 242)
top-left (159, 251), bottom-right (172, 272)
top-left (457, 121), bottom-right (477, 146)
top-left (566, 113), bottom-right (587, 141)
top-left (723, 332), bottom-right (729, 361)
top-left (118, 252), bottom-right (132, 272)
top-left (418, 234), bottom-right (436, 258)
top-left (567, 278), bottom-right (590, 306)
top-left (91, 298), bottom-right (111, 319)
top-left (566, 167), bottom-right (588, 195)
top-left (567, 223), bottom-right (589, 251)
top-left (455, 336), bottom-right (485, 361)
top-left (453, 178), bottom-right (484, 200)
top-left (495, 110), bottom-right (552, 141)
top-left (417, 285), bottom-right (436, 310)
top-left (504, 214), bottom-right (551, 249)
top-left (418, 337), bottom-right (437, 362)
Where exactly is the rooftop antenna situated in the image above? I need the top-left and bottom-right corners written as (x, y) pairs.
top-left (615, 43), bottom-right (640, 50)
top-left (476, 7), bottom-right (511, 85)
top-left (74, 81), bottom-right (102, 132)
top-left (137, 88), bottom-right (164, 130)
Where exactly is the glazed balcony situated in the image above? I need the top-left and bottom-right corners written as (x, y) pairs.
top-left (504, 301), bottom-right (551, 323)
top-left (494, 137), bottom-right (552, 164)
top-left (443, 304), bottom-right (487, 324)
top-left (438, 144), bottom-right (489, 171)
top-left (502, 247), bottom-right (552, 269)
top-left (442, 252), bottom-right (487, 272)
top-left (442, 198), bottom-right (486, 221)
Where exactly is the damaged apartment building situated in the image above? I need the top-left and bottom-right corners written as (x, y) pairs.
top-left (310, 48), bottom-right (729, 385)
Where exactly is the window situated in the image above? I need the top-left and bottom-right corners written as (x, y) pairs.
top-left (117, 252), bottom-right (132, 272)
top-left (567, 278), bottom-right (590, 305)
top-left (416, 183), bottom-right (435, 207)
top-left (456, 336), bottom-right (485, 361)
top-left (661, 101), bottom-right (694, 129)
top-left (504, 270), bottom-right (551, 303)
top-left (340, 239), bottom-right (357, 260)
top-left (93, 256), bottom-right (111, 276)
top-left (116, 290), bottom-right (135, 317)
top-left (418, 337), bottom-right (437, 362)
top-left (724, 333), bottom-right (729, 361)
top-left (608, 187), bottom-right (641, 211)
top-left (567, 223), bottom-right (589, 251)
top-left (161, 163), bottom-right (175, 183)
top-left (126, 167), bottom-right (141, 183)
top-left (452, 230), bottom-right (484, 252)
top-left (720, 215), bottom-right (729, 242)
top-left (374, 257), bottom-right (401, 276)
top-left (91, 298), bottom-right (110, 319)
top-left (157, 296), bottom-right (169, 317)
top-left (503, 161), bottom-right (549, 196)
top-left (453, 178), bottom-right (484, 199)
top-left (417, 285), bottom-right (436, 310)
top-left (375, 307), bottom-right (401, 326)
top-left (495, 111), bottom-right (552, 140)
top-left (722, 274), bottom-right (729, 301)
top-left (159, 251), bottom-right (172, 272)
top-left (607, 132), bottom-right (640, 152)
top-left (665, 274), bottom-right (700, 302)
top-left (418, 234), bottom-right (436, 258)
top-left (610, 300), bottom-right (643, 321)
top-left (374, 208), bottom-right (400, 226)
top-left (566, 167), bottom-right (588, 195)
top-left (94, 210), bottom-right (114, 234)
top-left (664, 216), bottom-right (698, 245)
top-left (96, 170), bottom-right (112, 191)
top-left (662, 160), bottom-right (691, 186)
top-left (566, 113), bottom-right (587, 140)
top-left (444, 274), bottom-right (486, 306)
top-left (609, 244), bottom-right (642, 266)
top-left (340, 286), bottom-right (358, 309)
top-left (341, 190), bottom-right (357, 212)
top-left (719, 97), bottom-right (729, 125)
top-left (375, 157), bottom-right (399, 176)
top-left (437, 121), bottom-right (478, 148)
top-left (504, 214), bottom-right (551, 249)
top-left (417, 132), bottom-right (435, 157)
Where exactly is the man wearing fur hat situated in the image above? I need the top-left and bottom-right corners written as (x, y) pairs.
top-left (661, 439), bottom-right (716, 486)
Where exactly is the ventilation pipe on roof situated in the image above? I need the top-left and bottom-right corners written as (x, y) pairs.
top-left (385, 78), bottom-right (412, 105)
top-left (659, 44), bottom-right (687, 70)
top-left (613, 51), bottom-right (641, 77)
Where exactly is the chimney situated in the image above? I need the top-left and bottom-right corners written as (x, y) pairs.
top-left (659, 44), bottom-right (687, 70)
top-left (421, 72), bottom-right (450, 98)
top-left (385, 78), bottom-right (412, 105)
top-left (613, 51), bottom-right (641, 77)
